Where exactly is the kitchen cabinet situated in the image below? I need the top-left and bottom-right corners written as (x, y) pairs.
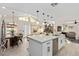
top-left (42, 40), bottom-right (53, 56)
top-left (58, 35), bottom-right (66, 50)
top-left (27, 38), bottom-right (53, 56)
top-left (27, 34), bottom-right (66, 56)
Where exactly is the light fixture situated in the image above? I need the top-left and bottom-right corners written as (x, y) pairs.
top-left (42, 13), bottom-right (45, 15)
top-left (19, 17), bottom-right (29, 22)
top-left (2, 6), bottom-right (6, 9)
top-left (36, 10), bottom-right (39, 19)
top-left (30, 17), bottom-right (36, 23)
top-left (19, 17), bottom-right (23, 20)
top-left (36, 10), bottom-right (39, 13)
top-left (25, 17), bottom-right (29, 22)
top-left (36, 21), bottom-right (39, 24)
top-left (47, 15), bottom-right (49, 17)
top-left (12, 11), bottom-right (15, 24)
top-left (22, 17), bottom-right (26, 21)
top-left (51, 16), bottom-right (53, 18)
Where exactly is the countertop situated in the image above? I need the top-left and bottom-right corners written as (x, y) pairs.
top-left (27, 34), bottom-right (64, 43)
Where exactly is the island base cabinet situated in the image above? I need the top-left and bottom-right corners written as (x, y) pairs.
top-left (58, 35), bottom-right (66, 50)
top-left (42, 40), bottom-right (52, 56)
top-left (29, 39), bottom-right (42, 56)
top-left (28, 39), bottom-right (53, 56)
top-left (27, 34), bottom-right (66, 56)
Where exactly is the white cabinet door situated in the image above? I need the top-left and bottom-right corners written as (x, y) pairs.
top-left (58, 35), bottom-right (66, 50)
top-left (42, 40), bottom-right (52, 56)
top-left (29, 39), bottom-right (42, 56)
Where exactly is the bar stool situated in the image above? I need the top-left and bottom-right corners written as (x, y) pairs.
top-left (0, 39), bottom-right (7, 56)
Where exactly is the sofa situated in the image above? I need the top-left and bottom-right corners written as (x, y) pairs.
top-left (66, 32), bottom-right (76, 40)
top-left (62, 31), bottom-right (76, 39)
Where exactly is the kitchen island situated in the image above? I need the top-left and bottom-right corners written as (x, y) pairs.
top-left (27, 34), bottom-right (66, 56)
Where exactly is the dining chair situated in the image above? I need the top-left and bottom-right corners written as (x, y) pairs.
top-left (0, 39), bottom-right (7, 55)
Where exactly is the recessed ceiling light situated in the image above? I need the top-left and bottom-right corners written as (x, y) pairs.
top-left (2, 6), bottom-right (6, 9)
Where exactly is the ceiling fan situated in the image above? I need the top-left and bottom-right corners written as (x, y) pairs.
top-left (67, 20), bottom-right (79, 24)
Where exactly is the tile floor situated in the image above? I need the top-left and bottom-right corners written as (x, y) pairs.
top-left (0, 38), bottom-right (79, 56)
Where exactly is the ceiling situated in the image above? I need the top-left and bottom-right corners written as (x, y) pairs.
top-left (0, 3), bottom-right (53, 16)
top-left (0, 3), bottom-right (79, 24)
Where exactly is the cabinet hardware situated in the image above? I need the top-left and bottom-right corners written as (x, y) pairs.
top-left (47, 47), bottom-right (50, 52)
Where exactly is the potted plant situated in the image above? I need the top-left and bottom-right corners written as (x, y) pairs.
top-left (11, 29), bottom-right (15, 36)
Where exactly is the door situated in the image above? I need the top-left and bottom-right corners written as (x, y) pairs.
top-left (53, 38), bottom-right (58, 56)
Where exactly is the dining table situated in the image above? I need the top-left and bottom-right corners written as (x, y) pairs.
top-left (5, 35), bottom-right (21, 48)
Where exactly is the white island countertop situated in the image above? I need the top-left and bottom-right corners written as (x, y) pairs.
top-left (27, 34), bottom-right (63, 43)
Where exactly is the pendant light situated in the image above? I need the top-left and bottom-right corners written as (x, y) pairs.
top-left (36, 10), bottom-right (39, 18)
top-left (12, 11), bottom-right (15, 25)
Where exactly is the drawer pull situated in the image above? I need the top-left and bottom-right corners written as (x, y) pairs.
top-left (47, 47), bottom-right (50, 52)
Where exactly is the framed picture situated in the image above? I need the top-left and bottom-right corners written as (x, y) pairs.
top-left (57, 26), bottom-right (62, 32)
